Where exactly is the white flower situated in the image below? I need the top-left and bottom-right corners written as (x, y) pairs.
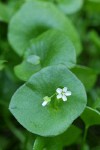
top-left (56, 87), bottom-right (71, 101)
top-left (42, 96), bottom-right (51, 107)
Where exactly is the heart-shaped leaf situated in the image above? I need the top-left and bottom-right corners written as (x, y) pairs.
top-left (8, 1), bottom-right (81, 56)
top-left (9, 65), bottom-right (87, 136)
top-left (14, 30), bottom-right (76, 81)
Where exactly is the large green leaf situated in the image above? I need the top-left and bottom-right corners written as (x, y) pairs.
top-left (57, 0), bottom-right (84, 14)
top-left (71, 65), bottom-right (97, 91)
top-left (9, 65), bottom-right (87, 136)
top-left (14, 30), bottom-right (76, 81)
top-left (8, 1), bottom-right (81, 56)
top-left (33, 125), bottom-right (81, 150)
top-left (81, 106), bottom-right (100, 127)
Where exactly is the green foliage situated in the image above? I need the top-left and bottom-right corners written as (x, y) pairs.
top-left (0, 0), bottom-right (100, 149)
top-left (33, 125), bottom-right (81, 150)
top-left (9, 65), bottom-right (86, 136)
top-left (71, 65), bottom-right (97, 91)
top-left (0, 2), bottom-right (10, 22)
top-left (81, 106), bottom-right (100, 127)
top-left (93, 98), bottom-right (100, 110)
top-left (14, 30), bottom-right (76, 81)
top-left (8, 1), bottom-right (81, 56)
top-left (0, 60), bottom-right (7, 70)
top-left (85, 0), bottom-right (100, 12)
top-left (0, 0), bottom-right (24, 22)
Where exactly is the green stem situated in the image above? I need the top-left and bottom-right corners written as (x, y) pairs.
top-left (81, 125), bottom-right (89, 150)
top-left (50, 93), bottom-right (56, 98)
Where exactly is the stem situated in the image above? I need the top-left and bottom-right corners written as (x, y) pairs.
top-left (50, 93), bottom-right (56, 98)
top-left (81, 125), bottom-right (89, 150)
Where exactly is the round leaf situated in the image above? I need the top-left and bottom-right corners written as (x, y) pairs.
top-left (8, 1), bottom-right (81, 56)
top-left (15, 30), bottom-right (76, 81)
top-left (9, 65), bottom-right (87, 136)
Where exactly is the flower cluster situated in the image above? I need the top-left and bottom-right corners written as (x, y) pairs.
top-left (42, 87), bottom-right (72, 107)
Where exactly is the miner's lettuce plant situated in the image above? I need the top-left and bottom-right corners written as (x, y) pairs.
top-left (9, 65), bottom-right (87, 136)
top-left (0, 0), bottom-right (100, 150)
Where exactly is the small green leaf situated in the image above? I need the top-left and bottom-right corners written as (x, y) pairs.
top-left (9, 65), bottom-right (87, 136)
top-left (71, 65), bottom-right (97, 91)
top-left (8, 1), bottom-right (81, 56)
top-left (81, 106), bottom-right (100, 127)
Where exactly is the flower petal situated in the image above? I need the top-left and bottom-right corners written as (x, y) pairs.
top-left (42, 101), bottom-right (48, 106)
top-left (62, 95), bottom-right (67, 101)
top-left (63, 87), bottom-right (67, 92)
top-left (65, 91), bottom-right (71, 96)
top-left (56, 88), bottom-right (62, 94)
top-left (57, 94), bottom-right (62, 99)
